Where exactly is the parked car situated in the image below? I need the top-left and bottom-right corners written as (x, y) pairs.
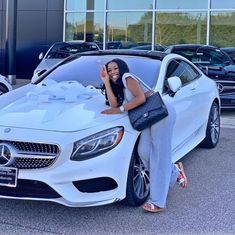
top-left (0, 50), bottom-right (220, 207)
top-left (107, 41), bottom-right (137, 49)
top-left (165, 44), bottom-right (235, 109)
top-left (129, 44), bottom-right (166, 51)
top-left (221, 47), bottom-right (235, 63)
top-left (33, 41), bottom-right (100, 75)
top-left (0, 74), bottom-right (12, 95)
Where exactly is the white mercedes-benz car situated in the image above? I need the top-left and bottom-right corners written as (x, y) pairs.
top-left (0, 74), bottom-right (12, 95)
top-left (0, 50), bottom-right (220, 207)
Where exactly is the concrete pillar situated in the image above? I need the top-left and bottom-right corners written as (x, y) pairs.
top-left (6, 0), bottom-right (17, 85)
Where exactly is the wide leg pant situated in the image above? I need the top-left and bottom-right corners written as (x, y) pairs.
top-left (138, 99), bottom-right (179, 208)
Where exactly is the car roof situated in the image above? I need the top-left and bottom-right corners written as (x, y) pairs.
top-left (72, 49), bottom-right (167, 61)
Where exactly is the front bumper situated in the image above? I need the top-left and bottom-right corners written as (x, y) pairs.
top-left (220, 94), bottom-right (235, 109)
top-left (0, 123), bottom-right (138, 207)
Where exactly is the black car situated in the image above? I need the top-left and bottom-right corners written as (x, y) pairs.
top-left (129, 44), bottom-right (167, 51)
top-left (165, 44), bottom-right (235, 109)
top-left (221, 47), bottom-right (235, 63)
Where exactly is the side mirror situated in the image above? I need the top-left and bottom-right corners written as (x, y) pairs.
top-left (167, 76), bottom-right (182, 93)
top-left (38, 52), bottom-right (44, 60)
top-left (31, 69), bottom-right (47, 83)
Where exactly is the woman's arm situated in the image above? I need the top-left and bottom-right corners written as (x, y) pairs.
top-left (100, 65), bottom-right (119, 107)
top-left (101, 75), bottom-right (146, 114)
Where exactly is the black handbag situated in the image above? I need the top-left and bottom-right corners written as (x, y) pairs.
top-left (128, 75), bottom-right (168, 131)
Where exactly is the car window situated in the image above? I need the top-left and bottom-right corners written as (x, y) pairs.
top-left (166, 59), bottom-right (200, 85)
top-left (172, 47), bottom-right (232, 66)
top-left (196, 48), bottom-right (231, 66)
top-left (46, 43), bottom-right (99, 59)
top-left (41, 55), bottom-right (161, 88)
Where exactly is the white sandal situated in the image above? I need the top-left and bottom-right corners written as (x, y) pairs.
top-left (176, 162), bottom-right (188, 189)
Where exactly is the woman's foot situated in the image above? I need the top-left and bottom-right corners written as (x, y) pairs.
top-left (142, 201), bottom-right (165, 213)
top-left (176, 162), bottom-right (188, 189)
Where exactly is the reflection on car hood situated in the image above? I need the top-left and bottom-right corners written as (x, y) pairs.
top-left (0, 84), bottom-right (124, 132)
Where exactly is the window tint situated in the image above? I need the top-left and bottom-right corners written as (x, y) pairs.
top-left (172, 47), bottom-right (232, 66)
top-left (41, 55), bottom-right (161, 88)
top-left (166, 60), bottom-right (200, 85)
top-left (46, 43), bottom-right (99, 59)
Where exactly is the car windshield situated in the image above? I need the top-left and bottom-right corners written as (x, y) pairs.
top-left (46, 43), bottom-right (98, 59)
top-left (173, 47), bottom-right (232, 67)
top-left (41, 55), bottom-right (161, 88)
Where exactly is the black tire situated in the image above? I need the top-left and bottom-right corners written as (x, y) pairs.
top-left (0, 84), bottom-right (9, 96)
top-left (200, 101), bottom-right (220, 148)
top-left (122, 145), bottom-right (149, 206)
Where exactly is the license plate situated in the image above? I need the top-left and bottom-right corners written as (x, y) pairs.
top-left (0, 167), bottom-right (18, 187)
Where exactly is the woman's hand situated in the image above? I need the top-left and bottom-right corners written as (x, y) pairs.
top-left (100, 65), bottom-right (109, 83)
top-left (101, 107), bottom-right (121, 114)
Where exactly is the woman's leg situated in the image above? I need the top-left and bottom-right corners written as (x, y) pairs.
top-left (148, 100), bottom-right (178, 208)
top-left (138, 127), bottom-right (151, 169)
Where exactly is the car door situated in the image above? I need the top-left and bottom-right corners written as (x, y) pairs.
top-left (163, 59), bottom-right (205, 156)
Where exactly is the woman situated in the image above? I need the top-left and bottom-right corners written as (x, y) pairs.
top-left (100, 58), bottom-right (187, 213)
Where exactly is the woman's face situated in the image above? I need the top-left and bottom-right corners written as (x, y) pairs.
top-left (107, 62), bottom-right (120, 82)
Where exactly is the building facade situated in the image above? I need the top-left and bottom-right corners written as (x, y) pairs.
top-left (1, 0), bottom-right (235, 78)
top-left (64, 0), bottom-right (235, 49)
top-left (0, 0), bottom-right (64, 78)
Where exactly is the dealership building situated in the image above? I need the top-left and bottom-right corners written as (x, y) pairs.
top-left (0, 0), bottom-right (235, 80)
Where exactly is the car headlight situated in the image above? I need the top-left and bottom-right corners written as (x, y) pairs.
top-left (71, 127), bottom-right (124, 161)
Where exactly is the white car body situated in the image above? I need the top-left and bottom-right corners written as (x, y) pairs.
top-left (0, 51), bottom-right (220, 207)
top-left (0, 74), bottom-right (12, 95)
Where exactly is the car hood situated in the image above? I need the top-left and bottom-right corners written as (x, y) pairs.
top-left (0, 81), bottom-right (125, 132)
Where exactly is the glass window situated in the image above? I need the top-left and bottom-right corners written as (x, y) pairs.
top-left (155, 12), bottom-right (207, 46)
top-left (106, 12), bottom-right (152, 48)
top-left (156, 0), bottom-right (207, 9)
top-left (166, 60), bottom-right (199, 85)
top-left (42, 55), bottom-right (161, 88)
top-left (66, 0), bottom-right (104, 11)
top-left (65, 12), bottom-right (104, 42)
top-left (211, 0), bottom-right (235, 9)
top-left (210, 12), bottom-right (235, 47)
top-left (108, 0), bottom-right (153, 10)
top-left (46, 42), bottom-right (99, 59)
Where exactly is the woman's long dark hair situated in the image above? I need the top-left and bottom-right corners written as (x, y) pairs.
top-left (102, 58), bottom-right (129, 106)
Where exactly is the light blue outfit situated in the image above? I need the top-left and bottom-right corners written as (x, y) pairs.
top-left (122, 73), bottom-right (179, 209)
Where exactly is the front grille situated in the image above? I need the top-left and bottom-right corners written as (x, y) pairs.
top-left (11, 157), bottom-right (56, 169)
top-left (216, 81), bottom-right (235, 95)
top-left (0, 179), bottom-right (61, 198)
top-left (8, 141), bottom-right (59, 154)
top-left (0, 140), bottom-right (60, 169)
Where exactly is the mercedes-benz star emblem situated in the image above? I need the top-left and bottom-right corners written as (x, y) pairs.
top-left (217, 83), bottom-right (224, 93)
top-left (0, 144), bottom-right (14, 166)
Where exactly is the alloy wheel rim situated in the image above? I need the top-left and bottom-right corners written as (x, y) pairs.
top-left (133, 156), bottom-right (150, 199)
top-left (210, 105), bottom-right (220, 144)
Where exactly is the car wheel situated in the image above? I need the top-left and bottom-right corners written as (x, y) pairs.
top-left (200, 101), bottom-right (220, 148)
top-left (0, 84), bottom-right (9, 95)
top-left (123, 145), bottom-right (150, 206)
